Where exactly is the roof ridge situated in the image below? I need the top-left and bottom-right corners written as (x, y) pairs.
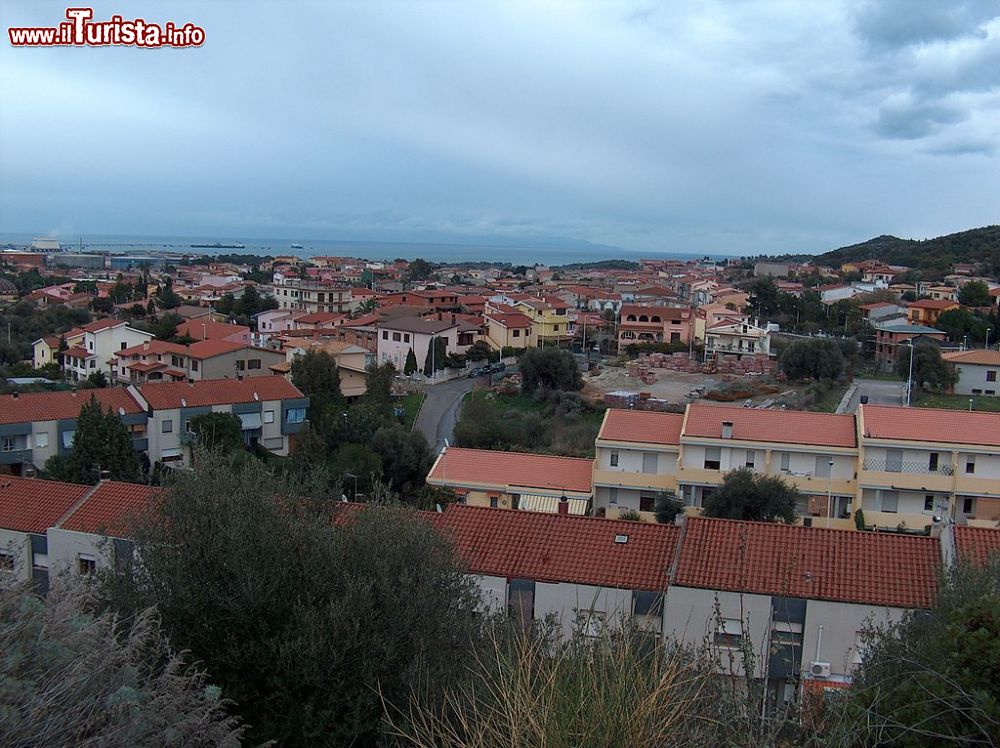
top-left (54, 480), bottom-right (102, 528)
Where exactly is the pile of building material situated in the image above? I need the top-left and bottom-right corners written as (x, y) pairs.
top-left (603, 390), bottom-right (683, 413)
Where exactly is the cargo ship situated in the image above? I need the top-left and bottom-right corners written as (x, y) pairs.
top-left (190, 241), bottom-right (246, 249)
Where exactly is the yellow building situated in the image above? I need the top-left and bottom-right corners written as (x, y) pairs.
top-left (515, 297), bottom-right (573, 347)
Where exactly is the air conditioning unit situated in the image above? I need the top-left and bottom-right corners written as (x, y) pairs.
top-left (810, 661), bottom-right (831, 678)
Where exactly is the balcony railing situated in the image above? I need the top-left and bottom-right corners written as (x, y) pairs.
top-left (862, 458), bottom-right (953, 475)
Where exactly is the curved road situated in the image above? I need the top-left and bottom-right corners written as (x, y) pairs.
top-left (413, 377), bottom-right (476, 450)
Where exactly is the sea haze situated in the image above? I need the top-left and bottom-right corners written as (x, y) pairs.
top-left (0, 232), bottom-right (735, 266)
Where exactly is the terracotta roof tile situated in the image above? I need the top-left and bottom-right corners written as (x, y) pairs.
top-left (0, 388), bottom-right (144, 425)
top-left (862, 405), bottom-right (1000, 447)
top-left (117, 340), bottom-right (188, 358)
top-left (673, 517), bottom-right (939, 609)
top-left (427, 447), bottom-right (592, 494)
top-left (437, 504), bottom-right (677, 591)
top-left (941, 349), bottom-right (1000, 366)
top-left (0, 476), bottom-right (90, 534)
top-left (59, 481), bottom-right (162, 537)
top-left (138, 375), bottom-right (304, 409)
top-left (598, 410), bottom-right (683, 446)
top-left (175, 320), bottom-right (250, 340)
top-left (186, 339), bottom-right (250, 359)
top-left (684, 404), bottom-right (856, 448)
top-left (953, 526), bottom-right (1000, 565)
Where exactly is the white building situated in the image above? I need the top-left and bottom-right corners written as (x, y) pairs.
top-left (942, 350), bottom-right (1000, 396)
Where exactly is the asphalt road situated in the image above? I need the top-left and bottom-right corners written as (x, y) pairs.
top-left (843, 378), bottom-right (906, 412)
top-left (413, 376), bottom-right (476, 450)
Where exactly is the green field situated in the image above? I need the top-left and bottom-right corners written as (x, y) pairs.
top-left (808, 383), bottom-right (851, 413)
top-left (397, 392), bottom-right (426, 430)
top-left (915, 393), bottom-right (1000, 412)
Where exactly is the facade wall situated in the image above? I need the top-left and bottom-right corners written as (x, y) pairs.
top-left (801, 600), bottom-right (904, 683)
top-left (46, 528), bottom-right (112, 575)
top-left (377, 326), bottom-right (459, 370)
top-left (953, 363), bottom-right (1000, 396)
top-left (0, 528), bottom-right (31, 581)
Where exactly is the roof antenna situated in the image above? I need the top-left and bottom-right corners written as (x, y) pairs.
top-left (435, 503), bottom-right (443, 513)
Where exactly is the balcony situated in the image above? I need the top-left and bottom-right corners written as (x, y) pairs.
top-left (681, 466), bottom-right (855, 496)
top-left (0, 448), bottom-right (32, 465)
top-left (860, 458), bottom-right (954, 492)
top-left (862, 458), bottom-right (953, 475)
top-left (593, 469), bottom-right (679, 492)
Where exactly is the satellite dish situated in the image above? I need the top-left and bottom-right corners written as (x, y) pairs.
top-left (118, 406), bottom-right (125, 416)
top-left (180, 397), bottom-right (187, 407)
top-left (253, 392), bottom-right (259, 401)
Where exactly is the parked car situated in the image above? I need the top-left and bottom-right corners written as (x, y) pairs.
top-left (468, 367), bottom-right (486, 378)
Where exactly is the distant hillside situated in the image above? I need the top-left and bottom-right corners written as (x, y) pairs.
top-left (816, 225), bottom-right (1000, 277)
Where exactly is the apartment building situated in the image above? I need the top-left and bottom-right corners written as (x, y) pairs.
top-left (515, 297), bottom-right (573, 347)
top-left (704, 319), bottom-right (772, 358)
top-left (138, 376), bottom-right (308, 466)
top-left (426, 447), bottom-right (593, 514)
top-left (375, 316), bottom-right (476, 371)
top-left (33, 319), bottom-right (154, 381)
top-left (617, 305), bottom-right (692, 349)
top-left (0, 388), bottom-right (148, 477)
top-left (114, 339), bottom-right (285, 384)
top-left (483, 305), bottom-right (535, 350)
top-left (272, 277), bottom-right (353, 314)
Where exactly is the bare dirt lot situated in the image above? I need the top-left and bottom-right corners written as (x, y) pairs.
top-left (582, 366), bottom-right (725, 403)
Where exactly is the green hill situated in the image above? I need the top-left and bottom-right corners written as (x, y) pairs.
top-left (816, 225), bottom-right (1000, 277)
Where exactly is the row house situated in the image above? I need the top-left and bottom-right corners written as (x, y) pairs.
top-left (33, 319), bottom-right (154, 381)
top-left (0, 376), bottom-right (307, 475)
top-left (114, 339), bottom-right (286, 384)
top-left (426, 447), bottom-right (593, 515)
top-left (617, 305), bottom-right (692, 349)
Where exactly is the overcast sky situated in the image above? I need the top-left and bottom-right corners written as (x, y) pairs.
top-left (1, 0), bottom-right (999, 254)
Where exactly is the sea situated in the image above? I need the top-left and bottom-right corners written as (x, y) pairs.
top-left (0, 232), bottom-right (738, 267)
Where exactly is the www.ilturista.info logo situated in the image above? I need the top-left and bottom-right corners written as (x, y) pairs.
top-left (8, 7), bottom-right (205, 48)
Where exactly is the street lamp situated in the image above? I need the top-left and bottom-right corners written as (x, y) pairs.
top-left (987, 328), bottom-right (992, 350)
top-left (827, 459), bottom-right (834, 522)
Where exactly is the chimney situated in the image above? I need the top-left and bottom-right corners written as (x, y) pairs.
top-left (558, 494), bottom-right (569, 515)
top-left (11, 391), bottom-right (18, 399)
top-left (722, 421), bottom-right (733, 439)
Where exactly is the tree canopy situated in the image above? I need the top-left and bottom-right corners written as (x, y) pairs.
top-left (895, 340), bottom-right (957, 393)
top-left (188, 411), bottom-right (244, 453)
top-left (519, 348), bottom-right (583, 394)
top-left (958, 280), bottom-right (992, 307)
top-left (290, 349), bottom-right (342, 396)
top-left (45, 395), bottom-right (143, 484)
top-left (702, 469), bottom-right (800, 523)
top-left (778, 338), bottom-right (846, 381)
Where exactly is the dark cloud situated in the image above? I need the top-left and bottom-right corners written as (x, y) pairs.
top-left (853, 0), bottom-right (1000, 50)
top-left (874, 97), bottom-right (966, 139)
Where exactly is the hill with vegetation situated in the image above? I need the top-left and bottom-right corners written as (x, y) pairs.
top-left (815, 225), bottom-right (1000, 277)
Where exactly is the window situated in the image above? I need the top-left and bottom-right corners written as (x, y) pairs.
top-left (924, 495), bottom-right (934, 511)
top-left (77, 555), bottom-right (96, 575)
top-left (248, 359), bottom-right (261, 370)
top-left (61, 430), bottom-right (76, 448)
top-left (171, 355), bottom-right (183, 367)
top-left (988, 370), bottom-right (997, 382)
top-left (642, 452), bottom-right (658, 474)
top-left (286, 407), bottom-right (306, 424)
top-left (639, 495), bottom-right (655, 513)
top-left (963, 497), bottom-right (975, 515)
top-left (382, 331), bottom-right (388, 340)
top-left (191, 360), bottom-right (199, 372)
top-left (715, 618), bottom-right (743, 648)
top-left (508, 579), bottom-right (535, 632)
top-left (162, 419), bottom-right (173, 434)
top-left (885, 449), bottom-right (902, 473)
top-left (2, 437), bottom-right (17, 452)
top-left (881, 490), bottom-right (898, 513)
top-left (610, 451), bottom-right (619, 467)
top-left (928, 452), bottom-right (939, 472)
top-left (633, 591), bottom-right (663, 618)
top-left (608, 487), bottom-right (618, 505)
top-left (512, 329), bottom-right (520, 337)
top-left (89, 359), bottom-right (95, 369)
top-left (35, 432), bottom-right (48, 449)
top-left (972, 389), bottom-right (982, 395)
top-left (392, 332), bottom-right (401, 342)
top-left (489, 497), bottom-right (498, 508)
top-left (263, 410), bottom-right (275, 424)
top-left (0, 550), bottom-right (12, 572)
top-left (965, 455), bottom-right (976, 474)
top-left (120, 341), bottom-right (127, 350)
top-left (184, 418), bottom-right (192, 433)
top-left (404, 333), bottom-right (410, 343)
top-left (815, 456), bottom-right (832, 478)
top-left (780, 452), bottom-right (790, 472)
top-left (704, 447), bottom-right (721, 470)
top-left (236, 360), bottom-right (246, 371)
top-left (554, 325), bottom-right (560, 332)
top-left (745, 450), bottom-right (756, 469)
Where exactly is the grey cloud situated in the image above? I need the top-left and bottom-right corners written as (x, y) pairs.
top-left (874, 96), bottom-right (966, 139)
top-left (853, 0), bottom-right (1000, 50)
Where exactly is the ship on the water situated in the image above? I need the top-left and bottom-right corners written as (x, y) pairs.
top-left (290, 243), bottom-right (304, 249)
top-left (190, 241), bottom-right (246, 249)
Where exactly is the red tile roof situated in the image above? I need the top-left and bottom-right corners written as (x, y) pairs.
top-left (0, 388), bottom-right (144, 425)
top-left (941, 349), bottom-right (1000, 366)
top-left (80, 318), bottom-right (125, 333)
top-left (117, 340), bottom-right (188, 358)
top-left (908, 299), bottom-right (957, 310)
top-left (673, 517), bottom-right (939, 609)
top-left (684, 404), bottom-right (857, 448)
top-left (175, 319), bottom-right (250, 340)
top-left (0, 476), bottom-right (90, 534)
top-left (862, 405), bottom-right (1000, 447)
top-left (186, 339), bottom-right (249, 359)
top-left (486, 312), bottom-right (533, 328)
top-left (59, 481), bottom-right (162, 537)
top-left (427, 447), bottom-right (592, 494)
top-left (138, 375), bottom-right (304, 409)
top-left (599, 410), bottom-right (683, 446)
top-left (437, 504), bottom-right (677, 591)
top-left (953, 526), bottom-right (1000, 565)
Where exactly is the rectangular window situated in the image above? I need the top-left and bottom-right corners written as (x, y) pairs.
top-left (162, 419), bottom-right (173, 434)
top-left (382, 331), bottom-right (388, 340)
top-left (745, 450), bottom-right (756, 469)
top-left (512, 329), bottom-right (520, 337)
top-left (924, 495), bottom-right (934, 511)
top-left (61, 430), bottom-right (75, 448)
top-left (236, 360), bottom-right (246, 371)
top-left (928, 452), bottom-right (939, 472)
top-left (191, 360), bottom-right (199, 371)
top-left (404, 333), bottom-right (410, 343)
top-left (77, 555), bottom-right (96, 576)
top-left (963, 497), bottom-right (975, 514)
top-left (987, 370), bottom-right (997, 382)
top-left (973, 389), bottom-right (983, 395)
top-left (35, 433), bottom-right (49, 449)
top-left (714, 618), bottom-right (743, 648)
top-left (248, 359), bottom-right (261, 370)
top-left (89, 359), bottom-right (95, 369)
top-left (633, 591), bottom-right (664, 617)
top-left (1, 437), bottom-right (16, 452)
top-left (120, 341), bottom-right (127, 350)
top-left (263, 410), bottom-right (275, 424)
top-left (392, 332), bottom-right (401, 342)
top-left (885, 449), bottom-right (903, 473)
top-left (780, 452), bottom-right (790, 471)
top-left (489, 497), bottom-right (498, 508)
top-left (642, 452), bottom-right (658, 474)
top-left (639, 495), bottom-right (655, 513)
top-left (508, 578), bottom-right (535, 633)
top-left (608, 487), bottom-right (618, 505)
top-left (610, 451), bottom-right (619, 467)
top-left (966, 455), bottom-right (976, 474)
top-left (286, 408), bottom-right (306, 424)
top-left (881, 490), bottom-right (898, 513)
top-left (815, 456), bottom-right (832, 478)
top-left (704, 447), bottom-right (721, 471)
